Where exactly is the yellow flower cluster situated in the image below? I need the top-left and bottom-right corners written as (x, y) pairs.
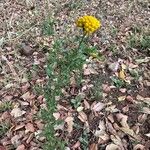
top-left (76, 15), bottom-right (101, 34)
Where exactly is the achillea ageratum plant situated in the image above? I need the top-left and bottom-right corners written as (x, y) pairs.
top-left (76, 15), bottom-right (101, 34)
top-left (43, 15), bottom-right (101, 149)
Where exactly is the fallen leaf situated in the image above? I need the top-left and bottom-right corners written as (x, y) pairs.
top-left (108, 62), bottom-right (119, 72)
top-left (106, 143), bottom-right (121, 150)
top-left (92, 102), bottom-right (105, 111)
top-left (84, 99), bottom-right (90, 109)
top-left (25, 123), bottom-right (35, 133)
top-left (53, 112), bottom-right (60, 120)
top-left (77, 106), bottom-right (84, 112)
top-left (119, 127), bottom-right (137, 139)
top-left (118, 69), bottom-right (126, 80)
top-left (0, 145), bottom-right (6, 150)
top-left (133, 144), bottom-right (145, 150)
top-left (16, 144), bottom-right (25, 150)
top-left (21, 91), bottom-right (31, 101)
top-left (118, 96), bottom-right (126, 101)
top-left (11, 108), bottom-right (26, 118)
top-left (78, 111), bottom-right (87, 122)
top-left (84, 67), bottom-right (98, 75)
top-left (65, 116), bottom-right (74, 133)
top-left (119, 88), bottom-right (127, 93)
top-left (142, 107), bottom-right (150, 114)
top-left (110, 135), bottom-right (123, 148)
top-left (145, 133), bottom-right (150, 137)
top-left (72, 141), bottom-right (80, 149)
top-left (11, 135), bottom-right (21, 147)
top-left (135, 57), bottom-right (150, 64)
top-left (89, 143), bottom-right (98, 150)
top-left (136, 95), bottom-right (150, 105)
top-left (54, 122), bottom-right (64, 130)
top-left (116, 113), bottom-right (129, 128)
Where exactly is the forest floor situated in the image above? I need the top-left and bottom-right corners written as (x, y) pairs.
top-left (0, 0), bottom-right (150, 150)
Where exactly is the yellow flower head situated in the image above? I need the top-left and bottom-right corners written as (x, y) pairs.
top-left (76, 15), bottom-right (101, 34)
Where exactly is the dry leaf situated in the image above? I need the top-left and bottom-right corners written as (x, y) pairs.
top-left (142, 107), bottom-right (150, 114)
top-left (118, 96), bottom-right (126, 101)
top-left (11, 135), bottom-right (21, 147)
top-left (11, 108), bottom-right (26, 118)
top-left (65, 116), bottom-right (74, 133)
top-left (133, 144), bottom-right (145, 150)
top-left (116, 113), bottom-right (129, 128)
top-left (77, 106), bottom-right (84, 112)
top-left (110, 135), bottom-right (123, 148)
top-left (84, 99), bottom-right (90, 109)
top-left (119, 127), bottom-right (137, 139)
top-left (89, 143), bottom-right (98, 150)
top-left (16, 144), bottom-right (25, 150)
top-left (53, 112), bottom-right (60, 120)
top-left (135, 57), bottom-right (150, 64)
top-left (106, 143), bottom-right (121, 150)
top-left (145, 133), bottom-right (150, 137)
top-left (72, 141), bottom-right (80, 149)
top-left (108, 62), bottom-right (119, 72)
top-left (25, 123), bottom-right (35, 133)
top-left (78, 111), bottom-right (87, 122)
top-left (21, 91), bottom-right (31, 101)
top-left (92, 102), bottom-right (105, 112)
top-left (118, 69), bottom-right (126, 80)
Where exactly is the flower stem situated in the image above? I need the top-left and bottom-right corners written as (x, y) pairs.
top-left (78, 33), bottom-right (86, 50)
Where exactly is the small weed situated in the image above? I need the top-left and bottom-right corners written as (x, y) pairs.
top-left (0, 122), bottom-right (10, 138)
top-left (108, 44), bottom-right (117, 53)
top-left (128, 26), bottom-right (150, 54)
top-left (0, 101), bottom-right (12, 113)
top-left (42, 17), bottom-right (54, 36)
top-left (111, 77), bottom-right (125, 88)
top-left (79, 130), bottom-right (89, 150)
top-left (33, 84), bottom-right (44, 95)
top-left (64, 0), bottom-right (83, 11)
top-left (71, 95), bottom-right (82, 108)
top-left (111, 26), bottom-right (118, 37)
top-left (89, 76), bottom-right (103, 100)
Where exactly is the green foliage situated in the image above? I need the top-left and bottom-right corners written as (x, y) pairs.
top-left (79, 129), bottom-right (89, 150)
top-left (42, 34), bottom-right (97, 149)
top-left (0, 122), bottom-right (10, 138)
top-left (128, 26), bottom-right (150, 52)
top-left (0, 101), bottom-right (12, 113)
top-left (42, 17), bottom-right (54, 36)
top-left (111, 77), bottom-right (125, 88)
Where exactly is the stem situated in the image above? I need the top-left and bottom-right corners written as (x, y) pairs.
top-left (78, 33), bottom-right (86, 50)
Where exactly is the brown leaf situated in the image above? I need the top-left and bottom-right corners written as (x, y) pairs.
top-left (106, 143), bottom-right (121, 150)
top-left (118, 96), bottom-right (126, 101)
top-left (16, 144), bottom-right (25, 150)
top-left (53, 112), bottom-right (60, 120)
top-left (11, 135), bottom-right (21, 147)
top-left (26, 133), bottom-right (34, 144)
top-left (84, 99), bottom-right (90, 109)
top-left (89, 143), bottom-right (98, 150)
top-left (72, 141), bottom-right (80, 149)
top-left (11, 107), bottom-right (26, 118)
top-left (25, 123), bottom-right (35, 133)
top-left (21, 92), bottom-right (31, 101)
top-left (118, 69), bottom-right (126, 80)
top-left (133, 144), bottom-right (145, 150)
top-left (92, 102), bottom-right (105, 112)
top-left (65, 116), bottom-right (74, 133)
top-left (78, 111), bottom-right (87, 122)
top-left (0, 145), bottom-right (6, 150)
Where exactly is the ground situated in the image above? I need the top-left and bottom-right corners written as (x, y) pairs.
top-left (0, 0), bottom-right (150, 150)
